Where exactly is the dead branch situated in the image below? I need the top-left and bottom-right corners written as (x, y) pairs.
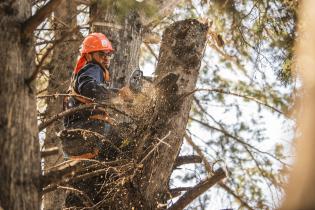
top-left (25, 26), bottom-right (79, 84)
top-left (42, 165), bottom-right (126, 194)
top-left (167, 168), bottom-right (227, 210)
top-left (145, 43), bottom-right (158, 60)
top-left (169, 187), bottom-right (192, 198)
top-left (38, 103), bottom-right (100, 131)
top-left (37, 94), bottom-right (133, 131)
top-left (22, 0), bottom-right (64, 38)
top-left (43, 159), bottom-right (128, 173)
top-left (41, 160), bottom-right (80, 188)
top-left (185, 132), bottom-right (213, 175)
top-left (57, 186), bottom-right (94, 207)
top-left (75, 0), bottom-right (91, 5)
top-left (173, 155), bottom-right (202, 168)
top-left (169, 187), bottom-right (192, 193)
top-left (37, 93), bottom-right (96, 102)
top-left (59, 129), bottom-right (122, 154)
top-left (42, 160), bottom-right (134, 194)
top-left (41, 147), bottom-right (60, 158)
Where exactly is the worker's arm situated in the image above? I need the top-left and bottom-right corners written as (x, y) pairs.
top-left (75, 63), bottom-right (118, 101)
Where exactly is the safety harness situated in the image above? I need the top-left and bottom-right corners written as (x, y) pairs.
top-left (66, 64), bottom-right (115, 124)
top-left (64, 64), bottom-right (114, 160)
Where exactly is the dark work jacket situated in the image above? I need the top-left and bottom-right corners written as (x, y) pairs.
top-left (64, 63), bottom-right (118, 129)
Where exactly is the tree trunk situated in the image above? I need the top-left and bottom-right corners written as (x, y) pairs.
top-left (90, 3), bottom-right (142, 89)
top-left (0, 1), bottom-right (40, 209)
top-left (135, 19), bottom-right (209, 209)
top-left (280, 0), bottom-right (315, 209)
top-left (43, 1), bottom-right (79, 209)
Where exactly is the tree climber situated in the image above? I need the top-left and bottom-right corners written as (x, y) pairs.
top-left (62, 32), bottom-right (133, 161)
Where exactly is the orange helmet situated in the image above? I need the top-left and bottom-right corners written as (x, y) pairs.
top-left (81, 33), bottom-right (114, 54)
top-left (74, 33), bottom-right (114, 73)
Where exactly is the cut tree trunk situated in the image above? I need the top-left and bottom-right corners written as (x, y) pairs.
top-left (0, 1), bottom-right (40, 209)
top-left (135, 19), bottom-right (209, 209)
top-left (43, 1), bottom-right (80, 209)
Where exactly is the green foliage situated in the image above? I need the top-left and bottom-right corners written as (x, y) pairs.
top-left (179, 0), bottom-right (298, 84)
top-left (163, 1), bottom-right (297, 209)
top-left (97, 0), bottom-right (158, 22)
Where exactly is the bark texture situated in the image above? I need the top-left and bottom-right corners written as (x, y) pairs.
top-left (0, 1), bottom-right (40, 209)
top-left (43, 1), bottom-right (80, 209)
top-left (90, 3), bottom-right (142, 88)
top-left (137, 19), bottom-right (209, 208)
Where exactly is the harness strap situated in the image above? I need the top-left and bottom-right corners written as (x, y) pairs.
top-left (103, 68), bottom-right (110, 82)
top-left (66, 65), bottom-right (114, 124)
top-left (68, 148), bottom-right (100, 160)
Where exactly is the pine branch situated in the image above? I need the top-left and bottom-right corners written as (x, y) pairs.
top-left (190, 117), bottom-right (289, 166)
top-left (181, 88), bottom-right (283, 114)
top-left (219, 183), bottom-right (255, 210)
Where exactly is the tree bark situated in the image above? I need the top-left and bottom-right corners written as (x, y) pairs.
top-left (42, 1), bottom-right (80, 209)
top-left (280, 0), bottom-right (315, 209)
top-left (90, 3), bottom-right (142, 89)
top-left (136, 19), bottom-right (209, 209)
top-left (0, 1), bottom-right (40, 209)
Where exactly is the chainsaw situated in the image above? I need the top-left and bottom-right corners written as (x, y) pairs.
top-left (128, 68), bottom-right (156, 93)
top-left (129, 68), bottom-right (143, 93)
